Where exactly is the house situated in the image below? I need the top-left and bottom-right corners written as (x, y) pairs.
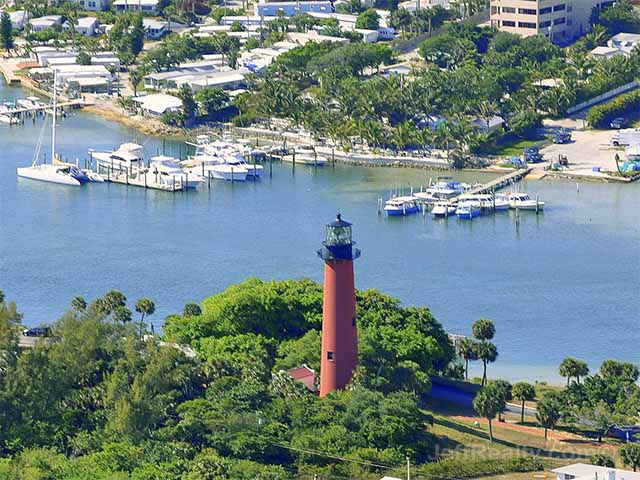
top-left (75, 17), bottom-right (99, 36)
top-left (113, 0), bottom-right (159, 14)
top-left (72, 0), bottom-right (110, 11)
top-left (29, 15), bottom-right (63, 32)
top-left (608, 32), bottom-right (640, 51)
top-left (287, 366), bottom-right (316, 392)
top-left (590, 46), bottom-right (626, 59)
top-left (52, 64), bottom-right (113, 93)
top-left (552, 463), bottom-right (640, 480)
top-left (254, 0), bottom-right (334, 17)
top-left (142, 18), bottom-right (169, 40)
top-left (307, 12), bottom-right (395, 41)
top-left (398, 0), bottom-right (450, 10)
top-left (184, 69), bottom-right (248, 92)
top-left (473, 115), bottom-right (505, 134)
top-left (132, 93), bottom-right (183, 116)
top-left (7, 10), bottom-right (28, 30)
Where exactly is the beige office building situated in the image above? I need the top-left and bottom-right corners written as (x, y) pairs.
top-left (489, 1), bottom-right (615, 43)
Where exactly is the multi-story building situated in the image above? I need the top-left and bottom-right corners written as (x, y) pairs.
top-left (489, 0), bottom-right (615, 43)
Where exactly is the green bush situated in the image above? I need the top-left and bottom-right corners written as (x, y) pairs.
top-left (419, 455), bottom-right (545, 478)
top-left (586, 89), bottom-right (640, 128)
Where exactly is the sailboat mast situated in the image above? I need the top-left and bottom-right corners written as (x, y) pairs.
top-left (51, 70), bottom-right (57, 163)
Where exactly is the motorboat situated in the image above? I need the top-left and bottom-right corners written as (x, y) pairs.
top-left (286, 145), bottom-right (328, 166)
top-left (412, 191), bottom-right (438, 205)
top-left (426, 180), bottom-right (470, 199)
top-left (208, 163), bottom-right (248, 181)
top-left (16, 71), bottom-right (83, 186)
top-left (148, 155), bottom-right (204, 189)
top-left (458, 194), bottom-right (509, 212)
top-left (92, 143), bottom-right (145, 174)
top-left (225, 154), bottom-right (263, 178)
top-left (456, 201), bottom-right (482, 219)
top-left (505, 192), bottom-right (544, 211)
top-left (0, 106), bottom-right (19, 124)
top-left (432, 201), bottom-right (456, 218)
top-left (384, 196), bottom-right (419, 216)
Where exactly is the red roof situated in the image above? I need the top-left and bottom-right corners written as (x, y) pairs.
top-left (288, 365), bottom-right (317, 392)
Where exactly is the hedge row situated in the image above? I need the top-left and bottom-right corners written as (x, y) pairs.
top-left (586, 89), bottom-right (640, 128)
top-left (417, 455), bottom-right (546, 478)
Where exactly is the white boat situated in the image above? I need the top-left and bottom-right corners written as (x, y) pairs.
top-left (286, 145), bottom-right (328, 166)
top-left (625, 144), bottom-right (640, 161)
top-left (412, 191), bottom-right (438, 204)
top-left (148, 155), bottom-right (204, 189)
top-left (208, 163), bottom-right (248, 181)
top-left (384, 196), bottom-right (419, 216)
top-left (225, 155), bottom-right (263, 178)
top-left (0, 106), bottom-right (19, 124)
top-left (92, 143), bottom-right (145, 174)
top-left (456, 201), bottom-right (482, 219)
top-left (426, 180), bottom-right (471, 199)
top-left (505, 192), bottom-right (545, 211)
top-left (432, 201), bottom-right (456, 218)
top-left (17, 71), bottom-right (82, 186)
top-left (458, 194), bottom-right (509, 212)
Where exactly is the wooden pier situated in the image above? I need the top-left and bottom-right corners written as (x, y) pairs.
top-left (97, 168), bottom-right (187, 192)
top-left (452, 168), bottom-right (531, 201)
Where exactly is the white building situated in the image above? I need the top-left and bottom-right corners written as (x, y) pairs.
top-left (7, 10), bottom-right (28, 30)
top-left (552, 463), bottom-right (640, 480)
top-left (113, 0), bottom-right (159, 14)
top-left (489, 0), bottom-right (615, 43)
top-left (73, 0), bottom-right (110, 11)
top-left (29, 15), bottom-right (63, 32)
top-left (142, 18), bottom-right (169, 39)
top-left (608, 32), bottom-right (640, 53)
top-left (398, 0), bottom-right (450, 11)
top-left (75, 17), bottom-right (99, 36)
top-left (254, 0), bottom-right (334, 17)
top-left (133, 93), bottom-right (183, 116)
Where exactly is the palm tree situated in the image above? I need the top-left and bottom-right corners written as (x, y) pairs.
top-left (512, 382), bottom-right (536, 423)
top-left (473, 384), bottom-right (505, 442)
top-left (472, 318), bottom-right (495, 341)
top-left (71, 297), bottom-right (87, 312)
top-left (135, 298), bottom-right (155, 339)
top-left (475, 341), bottom-right (498, 386)
top-left (458, 337), bottom-right (477, 380)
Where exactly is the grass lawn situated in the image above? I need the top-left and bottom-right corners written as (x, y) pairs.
top-left (482, 137), bottom-right (548, 157)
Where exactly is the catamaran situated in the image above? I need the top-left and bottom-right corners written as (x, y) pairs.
top-left (16, 71), bottom-right (83, 186)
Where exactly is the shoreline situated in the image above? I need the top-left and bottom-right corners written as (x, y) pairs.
top-left (3, 60), bottom-right (638, 183)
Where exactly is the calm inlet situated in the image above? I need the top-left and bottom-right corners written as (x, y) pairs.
top-left (1, 79), bottom-right (638, 383)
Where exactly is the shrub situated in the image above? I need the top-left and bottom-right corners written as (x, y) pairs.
top-left (586, 89), bottom-right (640, 128)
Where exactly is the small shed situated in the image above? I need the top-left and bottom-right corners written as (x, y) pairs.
top-left (287, 365), bottom-right (317, 392)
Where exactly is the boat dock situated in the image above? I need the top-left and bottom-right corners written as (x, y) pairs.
top-left (452, 168), bottom-right (531, 201)
top-left (96, 168), bottom-right (188, 192)
top-left (3, 99), bottom-right (85, 119)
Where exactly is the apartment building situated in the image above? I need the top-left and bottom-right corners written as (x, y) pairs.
top-left (489, 0), bottom-right (615, 43)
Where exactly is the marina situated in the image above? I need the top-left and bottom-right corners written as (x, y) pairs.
top-left (1, 79), bottom-right (639, 382)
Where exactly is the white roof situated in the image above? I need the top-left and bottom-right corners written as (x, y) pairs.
top-left (133, 93), bottom-right (183, 114)
top-left (143, 18), bottom-right (168, 29)
top-left (591, 46), bottom-right (622, 56)
top-left (76, 17), bottom-right (98, 27)
top-left (551, 463), bottom-right (640, 480)
top-left (610, 32), bottom-right (640, 44)
top-left (113, 0), bottom-right (159, 5)
top-left (52, 64), bottom-right (110, 75)
top-left (68, 77), bottom-right (109, 86)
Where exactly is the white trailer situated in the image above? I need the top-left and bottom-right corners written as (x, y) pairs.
top-left (610, 128), bottom-right (640, 146)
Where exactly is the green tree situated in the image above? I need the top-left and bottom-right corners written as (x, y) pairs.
top-left (76, 51), bottom-right (91, 65)
top-left (591, 453), bottom-right (615, 468)
top-left (195, 88), bottom-right (229, 117)
top-left (472, 318), bottom-right (495, 341)
top-left (600, 360), bottom-right (639, 383)
top-left (128, 66), bottom-right (147, 97)
top-left (474, 341), bottom-right (497, 386)
top-left (355, 9), bottom-right (380, 30)
top-left (183, 303), bottom-right (202, 317)
top-left (536, 393), bottom-right (562, 440)
top-left (580, 401), bottom-right (626, 443)
top-left (473, 384), bottom-right (506, 442)
top-left (457, 337), bottom-right (477, 380)
top-left (620, 443), bottom-right (640, 472)
top-left (135, 298), bottom-right (155, 338)
top-left (130, 14), bottom-right (145, 58)
top-left (178, 84), bottom-right (197, 119)
top-left (71, 296), bottom-right (87, 312)
top-left (559, 357), bottom-right (589, 386)
top-left (113, 306), bottom-right (132, 324)
top-left (0, 12), bottom-right (13, 53)
top-left (512, 382), bottom-right (536, 423)
top-left (99, 290), bottom-right (127, 314)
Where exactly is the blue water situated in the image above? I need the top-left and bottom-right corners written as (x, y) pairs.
top-left (1, 79), bottom-right (639, 384)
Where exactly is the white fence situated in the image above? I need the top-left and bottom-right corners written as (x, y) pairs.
top-left (567, 80), bottom-right (640, 115)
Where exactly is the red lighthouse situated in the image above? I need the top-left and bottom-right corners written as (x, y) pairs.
top-left (317, 214), bottom-right (360, 397)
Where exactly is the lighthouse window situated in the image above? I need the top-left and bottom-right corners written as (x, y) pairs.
top-left (327, 351), bottom-right (334, 361)
top-left (352, 317), bottom-right (356, 326)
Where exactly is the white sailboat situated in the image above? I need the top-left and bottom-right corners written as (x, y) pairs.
top-left (17, 71), bottom-right (82, 186)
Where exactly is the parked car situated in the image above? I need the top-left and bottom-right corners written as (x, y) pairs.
top-left (23, 326), bottom-right (51, 337)
top-left (610, 117), bottom-right (628, 129)
top-left (522, 146), bottom-right (543, 163)
top-left (553, 129), bottom-right (572, 144)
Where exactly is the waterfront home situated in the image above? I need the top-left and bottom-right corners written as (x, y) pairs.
top-left (552, 463), bottom-right (640, 480)
top-left (29, 15), bottom-right (63, 32)
top-left (254, 0), bottom-right (334, 17)
top-left (74, 17), bottom-right (99, 36)
top-left (113, 0), bottom-right (159, 14)
top-left (142, 18), bottom-right (170, 40)
top-left (143, 61), bottom-right (223, 90)
top-left (72, 0), bottom-right (110, 11)
top-left (7, 10), bottom-right (28, 30)
top-left (472, 115), bottom-right (505, 134)
top-left (132, 93), bottom-right (183, 116)
top-left (307, 12), bottom-right (395, 40)
top-left (183, 69), bottom-right (248, 92)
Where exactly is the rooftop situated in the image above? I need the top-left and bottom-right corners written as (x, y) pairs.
top-left (551, 463), bottom-right (640, 480)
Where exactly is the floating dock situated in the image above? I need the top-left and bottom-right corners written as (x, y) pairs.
top-left (97, 168), bottom-right (187, 192)
top-left (451, 168), bottom-right (531, 201)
